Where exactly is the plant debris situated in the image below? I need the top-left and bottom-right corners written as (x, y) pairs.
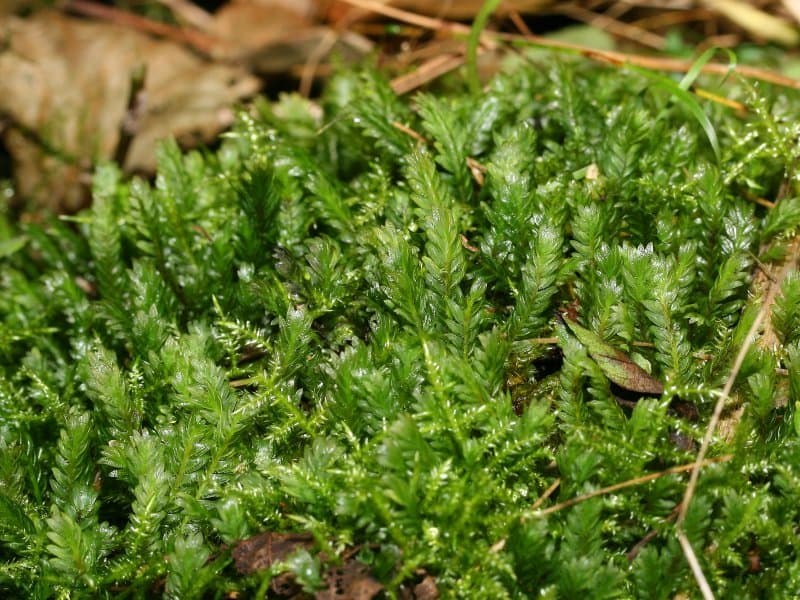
top-left (232, 532), bottom-right (436, 599)
top-left (2, 31), bottom-right (800, 598)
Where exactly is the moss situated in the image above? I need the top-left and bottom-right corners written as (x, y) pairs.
top-left (2, 57), bottom-right (800, 597)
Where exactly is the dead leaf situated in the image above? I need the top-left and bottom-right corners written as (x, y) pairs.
top-left (210, 0), bottom-right (312, 59)
top-left (232, 531), bottom-right (314, 576)
top-left (784, 0), bottom-right (800, 25)
top-left (201, 0), bottom-right (371, 75)
top-left (330, 0), bottom-right (555, 21)
top-left (317, 559), bottom-right (383, 599)
top-left (702, 0), bottom-right (800, 46)
top-left (0, 11), bottom-right (259, 211)
top-left (233, 532), bottom-right (386, 599)
top-left (398, 571), bottom-right (439, 600)
top-left (560, 315), bottom-right (665, 395)
top-left (412, 575), bottom-right (439, 600)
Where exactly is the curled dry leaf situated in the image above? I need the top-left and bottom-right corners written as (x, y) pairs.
top-left (330, 0), bottom-right (556, 21)
top-left (205, 0), bottom-right (371, 74)
top-left (701, 0), bottom-right (800, 46)
top-left (317, 559), bottom-right (383, 600)
top-left (231, 531), bottom-right (315, 575)
top-left (232, 532), bottom-right (384, 599)
top-left (784, 0), bottom-right (800, 25)
top-left (0, 11), bottom-right (259, 212)
top-left (232, 531), bottom-right (438, 599)
top-left (411, 574), bottom-right (439, 600)
top-left (559, 314), bottom-right (665, 395)
top-left (210, 0), bottom-right (313, 59)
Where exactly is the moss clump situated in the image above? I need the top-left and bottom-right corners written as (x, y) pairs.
top-left (2, 57), bottom-right (800, 598)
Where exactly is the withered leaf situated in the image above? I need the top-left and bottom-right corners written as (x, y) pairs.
top-left (560, 315), bottom-right (664, 395)
top-left (398, 572), bottom-right (439, 600)
top-left (317, 559), bottom-right (383, 600)
top-left (0, 11), bottom-right (259, 211)
top-left (231, 531), bottom-right (314, 576)
top-left (412, 575), bottom-right (439, 600)
top-left (233, 532), bottom-right (385, 599)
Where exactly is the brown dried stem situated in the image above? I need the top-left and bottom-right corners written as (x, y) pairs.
top-left (527, 454), bottom-right (733, 518)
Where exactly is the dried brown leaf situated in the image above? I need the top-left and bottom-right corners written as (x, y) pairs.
top-left (334, 0), bottom-right (554, 21)
top-left (0, 11), bottom-right (259, 211)
top-left (702, 0), bottom-right (800, 45)
top-left (205, 0), bottom-right (371, 73)
top-left (231, 531), bottom-right (314, 576)
top-left (232, 532), bottom-right (385, 599)
top-left (317, 559), bottom-right (383, 599)
top-left (561, 315), bottom-right (665, 395)
top-left (412, 575), bottom-right (439, 600)
top-left (784, 0), bottom-right (800, 25)
top-left (210, 1), bottom-right (312, 58)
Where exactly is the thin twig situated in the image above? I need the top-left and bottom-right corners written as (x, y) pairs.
top-left (743, 190), bottom-right (777, 209)
top-left (300, 29), bottom-right (339, 97)
top-left (391, 53), bottom-right (466, 95)
top-left (675, 313), bottom-right (764, 525)
top-left (528, 455), bottom-right (732, 518)
top-left (508, 10), bottom-right (533, 37)
top-left (556, 3), bottom-right (666, 49)
top-left (391, 121), bottom-right (427, 144)
top-left (674, 240), bottom-right (800, 597)
top-left (531, 478), bottom-right (561, 510)
top-left (678, 531), bottom-right (715, 600)
top-left (500, 36), bottom-right (800, 90)
top-left (64, 0), bottom-right (218, 54)
top-left (337, 0), bottom-right (462, 33)
top-left (631, 8), bottom-right (717, 30)
top-left (348, 0), bottom-right (800, 100)
top-left (694, 88), bottom-right (746, 113)
top-left (113, 65), bottom-right (147, 167)
top-left (627, 505), bottom-right (680, 561)
top-left (677, 242), bottom-right (800, 527)
top-left (341, 0), bottom-right (800, 91)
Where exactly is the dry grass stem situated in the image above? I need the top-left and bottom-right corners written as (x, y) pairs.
top-left (391, 53), bottom-right (467, 94)
top-left (678, 530), bottom-right (715, 600)
top-left (529, 455), bottom-right (732, 518)
top-left (556, 3), bottom-right (667, 49)
top-left (531, 478), bottom-right (561, 510)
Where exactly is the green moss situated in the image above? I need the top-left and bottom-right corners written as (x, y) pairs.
top-left (2, 57), bottom-right (800, 597)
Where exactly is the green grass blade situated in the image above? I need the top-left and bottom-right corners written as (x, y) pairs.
top-left (467, 0), bottom-right (503, 94)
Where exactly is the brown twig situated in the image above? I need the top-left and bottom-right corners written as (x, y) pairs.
top-left (508, 10), bottom-right (533, 37)
top-left (677, 316), bottom-right (765, 521)
top-left (498, 35), bottom-right (800, 90)
top-left (531, 478), bottom-right (561, 510)
top-left (673, 238), bottom-right (800, 597)
top-left (466, 157), bottom-right (487, 186)
top-left (341, 0), bottom-right (800, 94)
top-left (631, 8), bottom-right (718, 30)
top-left (627, 505), bottom-right (681, 561)
top-left (300, 29), bottom-right (339, 97)
top-left (528, 455), bottom-right (733, 518)
top-left (694, 88), bottom-right (746, 113)
top-left (678, 530), bottom-right (715, 600)
top-left (113, 65), bottom-right (147, 168)
top-left (743, 190), bottom-right (776, 209)
top-left (391, 53), bottom-right (467, 95)
top-left (64, 0), bottom-right (218, 54)
top-left (391, 121), bottom-right (427, 144)
top-left (555, 2), bottom-right (666, 49)
top-left (337, 0), bottom-right (465, 33)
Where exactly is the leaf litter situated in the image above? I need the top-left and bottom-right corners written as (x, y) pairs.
top-left (232, 531), bottom-right (438, 599)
